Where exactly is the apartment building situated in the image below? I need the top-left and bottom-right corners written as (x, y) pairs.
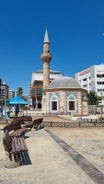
top-left (75, 64), bottom-right (104, 105)
top-left (0, 79), bottom-right (15, 100)
top-left (8, 89), bottom-right (15, 99)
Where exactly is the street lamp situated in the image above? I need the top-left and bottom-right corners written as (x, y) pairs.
top-left (100, 91), bottom-right (104, 122)
top-left (0, 86), bottom-right (3, 117)
top-left (1, 86), bottom-right (7, 123)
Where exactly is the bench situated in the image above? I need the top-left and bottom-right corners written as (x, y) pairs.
top-left (13, 116), bottom-right (32, 122)
top-left (33, 118), bottom-right (44, 130)
top-left (4, 121), bottom-right (28, 138)
top-left (21, 116), bottom-right (44, 131)
top-left (5, 116), bottom-right (44, 136)
top-left (3, 129), bottom-right (31, 166)
top-left (12, 116), bottom-right (34, 130)
top-left (10, 128), bottom-right (28, 137)
top-left (13, 116), bottom-right (44, 131)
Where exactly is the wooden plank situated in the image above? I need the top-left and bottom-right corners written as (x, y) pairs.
top-left (18, 137), bottom-right (28, 151)
top-left (10, 128), bottom-right (28, 137)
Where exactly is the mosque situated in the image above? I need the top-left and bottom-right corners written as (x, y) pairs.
top-left (31, 28), bottom-right (88, 116)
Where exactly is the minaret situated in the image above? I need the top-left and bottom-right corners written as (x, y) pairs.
top-left (41, 28), bottom-right (52, 91)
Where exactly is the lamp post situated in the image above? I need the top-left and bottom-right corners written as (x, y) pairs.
top-left (100, 91), bottom-right (103, 123)
top-left (1, 86), bottom-right (7, 123)
top-left (0, 86), bottom-right (3, 118)
top-left (4, 91), bottom-right (6, 118)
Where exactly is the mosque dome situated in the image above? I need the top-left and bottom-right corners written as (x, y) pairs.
top-left (47, 76), bottom-right (81, 89)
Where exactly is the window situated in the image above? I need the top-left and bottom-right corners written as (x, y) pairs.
top-left (98, 89), bottom-right (104, 92)
top-left (34, 81), bottom-right (43, 86)
top-left (69, 101), bottom-right (75, 110)
top-left (37, 88), bottom-right (42, 96)
top-left (30, 88), bottom-right (35, 96)
top-left (67, 94), bottom-right (76, 112)
top-left (83, 85), bottom-right (87, 88)
top-left (97, 74), bottom-right (104, 78)
top-left (97, 82), bottom-right (104, 85)
top-left (50, 95), bottom-right (58, 112)
top-left (52, 101), bottom-right (57, 111)
top-left (83, 78), bottom-right (87, 81)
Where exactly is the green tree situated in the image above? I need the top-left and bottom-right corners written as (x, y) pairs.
top-left (87, 91), bottom-right (99, 105)
top-left (16, 87), bottom-right (27, 101)
top-left (16, 87), bottom-right (23, 97)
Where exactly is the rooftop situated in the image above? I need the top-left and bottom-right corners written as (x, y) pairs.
top-left (33, 70), bottom-right (62, 74)
top-left (47, 76), bottom-right (81, 89)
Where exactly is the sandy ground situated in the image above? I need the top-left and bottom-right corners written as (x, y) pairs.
top-left (0, 122), bottom-right (104, 183)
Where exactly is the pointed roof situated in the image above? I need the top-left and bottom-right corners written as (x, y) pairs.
top-left (6, 96), bottom-right (28, 105)
top-left (44, 28), bottom-right (50, 43)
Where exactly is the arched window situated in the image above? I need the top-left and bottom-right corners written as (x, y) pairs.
top-left (50, 95), bottom-right (58, 112)
top-left (67, 95), bottom-right (76, 112)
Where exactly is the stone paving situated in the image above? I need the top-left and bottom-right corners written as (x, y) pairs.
top-left (0, 121), bottom-right (104, 183)
top-left (46, 128), bottom-right (104, 184)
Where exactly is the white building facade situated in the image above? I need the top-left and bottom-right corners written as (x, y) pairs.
top-left (75, 64), bottom-right (104, 105)
top-left (8, 89), bottom-right (15, 99)
top-left (31, 70), bottom-right (63, 86)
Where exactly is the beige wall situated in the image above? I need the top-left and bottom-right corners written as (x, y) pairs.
top-left (44, 90), bottom-right (88, 116)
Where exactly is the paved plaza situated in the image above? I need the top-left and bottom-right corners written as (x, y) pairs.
top-left (0, 123), bottom-right (104, 184)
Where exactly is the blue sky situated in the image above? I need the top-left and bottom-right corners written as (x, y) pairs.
top-left (0, 0), bottom-right (104, 96)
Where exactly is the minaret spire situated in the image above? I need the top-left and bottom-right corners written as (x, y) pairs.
top-left (44, 28), bottom-right (50, 43)
top-left (41, 28), bottom-right (52, 91)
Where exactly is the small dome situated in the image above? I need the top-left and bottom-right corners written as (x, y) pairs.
top-left (47, 76), bottom-right (81, 89)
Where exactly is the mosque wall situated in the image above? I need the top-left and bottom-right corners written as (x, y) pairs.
top-left (45, 90), bottom-right (87, 115)
top-left (82, 101), bottom-right (89, 115)
top-left (60, 91), bottom-right (66, 114)
top-left (77, 92), bottom-right (82, 115)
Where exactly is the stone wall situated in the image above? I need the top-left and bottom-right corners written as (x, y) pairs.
top-left (45, 91), bottom-right (88, 115)
top-left (82, 101), bottom-right (88, 115)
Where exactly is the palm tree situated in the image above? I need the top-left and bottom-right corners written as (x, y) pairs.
top-left (16, 87), bottom-right (27, 101)
top-left (16, 87), bottom-right (23, 97)
top-left (87, 91), bottom-right (99, 105)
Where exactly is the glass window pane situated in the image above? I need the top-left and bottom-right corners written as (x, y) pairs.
top-left (52, 101), bottom-right (57, 110)
top-left (69, 101), bottom-right (75, 110)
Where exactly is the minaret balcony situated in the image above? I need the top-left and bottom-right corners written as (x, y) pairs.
top-left (41, 53), bottom-right (52, 62)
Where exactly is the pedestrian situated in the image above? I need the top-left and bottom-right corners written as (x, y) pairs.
top-left (15, 105), bottom-right (19, 117)
top-left (0, 108), bottom-right (2, 117)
